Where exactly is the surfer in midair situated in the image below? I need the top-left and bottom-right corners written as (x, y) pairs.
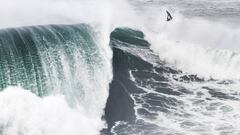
top-left (166, 10), bottom-right (173, 21)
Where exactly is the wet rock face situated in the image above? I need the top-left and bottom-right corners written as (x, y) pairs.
top-left (103, 27), bottom-right (180, 134)
top-left (103, 28), bottom-right (153, 134)
top-left (103, 28), bottom-right (162, 134)
top-left (103, 28), bottom-right (216, 135)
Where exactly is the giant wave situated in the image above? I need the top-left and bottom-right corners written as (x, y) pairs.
top-left (0, 24), bottom-right (112, 135)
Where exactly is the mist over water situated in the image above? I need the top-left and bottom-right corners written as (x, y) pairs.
top-left (131, 0), bottom-right (240, 23)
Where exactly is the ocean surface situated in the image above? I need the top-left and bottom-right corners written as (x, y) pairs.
top-left (0, 0), bottom-right (240, 135)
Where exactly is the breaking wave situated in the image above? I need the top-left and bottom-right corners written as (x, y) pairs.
top-left (0, 24), bottom-right (112, 135)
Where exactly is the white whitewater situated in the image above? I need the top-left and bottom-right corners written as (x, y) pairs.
top-left (0, 86), bottom-right (103, 135)
top-left (143, 11), bottom-right (240, 79)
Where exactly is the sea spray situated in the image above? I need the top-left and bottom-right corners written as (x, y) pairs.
top-left (0, 86), bottom-right (103, 135)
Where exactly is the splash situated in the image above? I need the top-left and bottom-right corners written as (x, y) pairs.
top-left (0, 86), bottom-right (104, 135)
top-left (145, 14), bottom-right (240, 79)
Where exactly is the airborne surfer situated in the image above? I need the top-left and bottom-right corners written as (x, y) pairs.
top-left (166, 10), bottom-right (173, 21)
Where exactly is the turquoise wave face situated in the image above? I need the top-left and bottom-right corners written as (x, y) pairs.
top-left (0, 24), bottom-right (113, 135)
top-left (0, 24), bottom-right (108, 104)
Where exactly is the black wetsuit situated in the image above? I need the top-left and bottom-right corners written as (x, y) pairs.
top-left (166, 10), bottom-right (173, 21)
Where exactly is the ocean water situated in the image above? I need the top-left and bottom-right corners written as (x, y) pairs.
top-left (0, 0), bottom-right (239, 135)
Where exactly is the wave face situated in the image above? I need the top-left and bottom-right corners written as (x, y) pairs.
top-left (0, 24), bottom-right (112, 135)
top-left (104, 27), bottom-right (240, 135)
